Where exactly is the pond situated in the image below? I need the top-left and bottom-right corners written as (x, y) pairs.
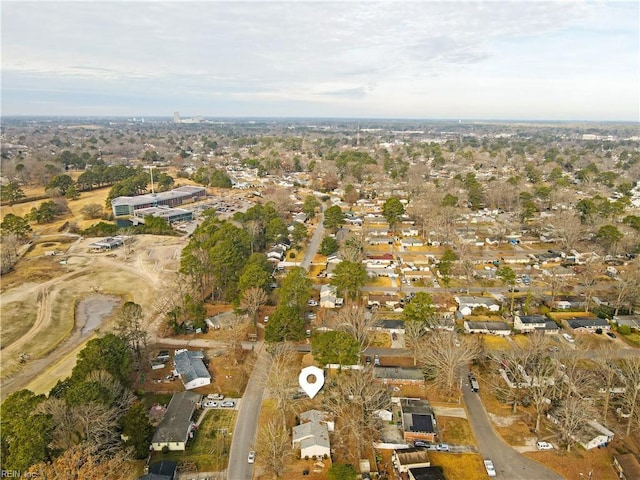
top-left (76, 294), bottom-right (121, 335)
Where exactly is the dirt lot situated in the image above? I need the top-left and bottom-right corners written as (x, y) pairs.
top-left (1, 233), bottom-right (187, 399)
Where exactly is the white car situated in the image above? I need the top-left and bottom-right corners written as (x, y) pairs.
top-left (248, 450), bottom-right (256, 464)
top-left (536, 441), bottom-right (554, 450)
top-left (207, 393), bottom-right (224, 400)
top-left (221, 400), bottom-right (236, 408)
top-left (307, 312), bottom-right (317, 319)
top-left (202, 401), bottom-right (218, 408)
top-left (307, 300), bottom-right (318, 306)
top-left (562, 333), bottom-right (575, 343)
top-left (484, 459), bottom-right (496, 477)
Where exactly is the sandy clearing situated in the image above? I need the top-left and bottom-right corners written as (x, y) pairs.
top-left (0, 234), bottom-right (187, 400)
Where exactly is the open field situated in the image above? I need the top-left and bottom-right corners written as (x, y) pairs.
top-left (429, 452), bottom-right (488, 480)
top-left (438, 416), bottom-right (477, 445)
top-left (0, 234), bottom-right (187, 399)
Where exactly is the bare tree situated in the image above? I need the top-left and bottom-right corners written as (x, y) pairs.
top-left (552, 394), bottom-right (597, 452)
top-left (258, 419), bottom-right (292, 478)
top-left (323, 367), bottom-right (390, 464)
top-left (240, 287), bottom-right (269, 326)
top-left (28, 444), bottom-right (134, 480)
top-left (114, 302), bottom-right (148, 359)
top-left (620, 357), bottom-right (640, 437)
top-left (265, 343), bottom-right (299, 428)
top-left (548, 211), bottom-right (584, 251)
top-left (611, 261), bottom-right (640, 316)
top-left (334, 303), bottom-right (379, 353)
top-left (404, 319), bottom-right (427, 367)
top-left (339, 233), bottom-right (366, 263)
top-left (418, 331), bottom-right (481, 399)
top-left (594, 343), bottom-right (623, 423)
top-left (1, 233), bottom-right (20, 274)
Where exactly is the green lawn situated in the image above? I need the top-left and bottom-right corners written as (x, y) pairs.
top-left (621, 332), bottom-right (640, 347)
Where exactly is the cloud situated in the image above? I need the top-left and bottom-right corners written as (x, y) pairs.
top-left (1, 1), bottom-right (637, 119)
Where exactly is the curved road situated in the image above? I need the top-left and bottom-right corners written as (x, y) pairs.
top-left (462, 372), bottom-right (563, 480)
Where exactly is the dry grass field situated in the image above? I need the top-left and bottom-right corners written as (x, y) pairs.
top-left (429, 452), bottom-right (488, 480)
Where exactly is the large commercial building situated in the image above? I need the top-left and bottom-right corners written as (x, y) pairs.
top-left (111, 185), bottom-right (206, 217)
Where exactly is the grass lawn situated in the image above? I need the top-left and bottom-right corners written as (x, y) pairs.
top-left (366, 276), bottom-right (393, 287)
top-left (150, 409), bottom-right (236, 472)
top-left (429, 452), bottom-right (488, 480)
top-left (482, 335), bottom-right (511, 350)
top-left (620, 331), bottom-right (640, 347)
top-left (437, 416), bottom-right (477, 445)
top-left (369, 331), bottom-right (391, 348)
top-left (1, 301), bottom-right (37, 348)
top-left (526, 446), bottom-right (618, 479)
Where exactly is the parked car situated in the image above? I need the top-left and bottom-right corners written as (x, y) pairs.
top-left (221, 400), bottom-right (236, 408)
top-left (248, 450), bottom-right (256, 463)
top-left (263, 316), bottom-right (269, 323)
top-left (562, 333), bottom-right (575, 343)
top-left (307, 312), bottom-right (317, 319)
top-left (374, 355), bottom-right (380, 366)
top-left (606, 332), bottom-right (616, 339)
top-left (207, 393), bottom-right (224, 400)
top-left (436, 443), bottom-right (450, 452)
top-left (203, 401), bottom-right (218, 408)
top-left (365, 356), bottom-right (371, 365)
top-left (484, 459), bottom-right (496, 477)
top-left (307, 300), bottom-right (318, 307)
top-left (536, 441), bottom-right (554, 450)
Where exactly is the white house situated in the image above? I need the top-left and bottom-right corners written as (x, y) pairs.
top-left (173, 349), bottom-right (211, 390)
top-left (577, 421), bottom-right (615, 450)
top-left (464, 321), bottom-right (511, 336)
top-left (292, 410), bottom-right (332, 459)
top-left (514, 315), bottom-right (560, 334)
top-left (151, 391), bottom-right (200, 451)
top-left (320, 284), bottom-right (343, 309)
top-left (455, 296), bottom-right (500, 316)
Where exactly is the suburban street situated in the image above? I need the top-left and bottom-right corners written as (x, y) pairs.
top-left (300, 204), bottom-right (325, 270)
top-left (462, 371), bottom-right (564, 480)
top-left (227, 345), bottom-right (272, 480)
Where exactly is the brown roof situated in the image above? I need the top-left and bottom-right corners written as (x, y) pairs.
top-left (615, 454), bottom-right (640, 479)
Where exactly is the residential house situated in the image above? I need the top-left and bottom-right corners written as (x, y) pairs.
top-left (374, 367), bottom-right (425, 386)
top-left (137, 460), bottom-right (177, 480)
top-left (400, 398), bottom-right (438, 443)
top-left (401, 238), bottom-right (425, 247)
top-left (454, 296), bottom-right (500, 316)
top-left (613, 454), bottom-right (640, 480)
top-left (371, 319), bottom-right (405, 334)
top-left (292, 410), bottom-right (332, 459)
top-left (576, 420), bottom-right (614, 450)
top-left (513, 315), bottom-right (559, 334)
top-left (320, 284), bottom-right (343, 309)
top-left (566, 317), bottom-right (610, 333)
top-left (151, 392), bottom-right (200, 451)
top-left (392, 447), bottom-right (431, 473)
top-left (368, 294), bottom-right (401, 309)
top-left (409, 466), bottom-right (447, 480)
top-left (464, 321), bottom-right (511, 336)
top-left (173, 349), bottom-right (211, 390)
top-left (614, 315), bottom-right (640, 331)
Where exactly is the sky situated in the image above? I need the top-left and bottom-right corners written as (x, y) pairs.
top-left (1, 1), bottom-right (639, 121)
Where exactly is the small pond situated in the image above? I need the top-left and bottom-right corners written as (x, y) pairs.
top-left (76, 294), bottom-right (121, 335)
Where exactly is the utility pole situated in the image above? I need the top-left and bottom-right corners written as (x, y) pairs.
top-left (145, 165), bottom-right (156, 194)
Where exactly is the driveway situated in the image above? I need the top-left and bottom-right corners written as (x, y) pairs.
top-left (227, 345), bottom-right (272, 480)
top-left (462, 372), bottom-right (563, 480)
top-left (300, 205), bottom-right (325, 270)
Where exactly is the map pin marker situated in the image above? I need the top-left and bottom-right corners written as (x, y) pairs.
top-left (298, 366), bottom-right (325, 399)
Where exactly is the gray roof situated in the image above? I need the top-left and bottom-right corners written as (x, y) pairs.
top-left (174, 350), bottom-right (211, 386)
top-left (151, 391), bottom-right (200, 444)
top-left (455, 296), bottom-right (498, 307)
top-left (567, 317), bottom-right (609, 329)
top-left (465, 321), bottom-right (511, 332)
top-left (111, 185), bottom-right (205, 207)
top-left (374, 367), bottom-right (424, 382)
top-left (518, 315), bottom-right (547, 324)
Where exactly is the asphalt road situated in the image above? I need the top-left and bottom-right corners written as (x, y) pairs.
top-left (227, 346), bottom-right (272, 480)
top-left (462, 372), bottom-right (564, 480)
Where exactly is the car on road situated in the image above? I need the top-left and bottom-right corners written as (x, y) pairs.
top-left (484, 459), bottom-right (496, 477)
top-left (248, 450), bottom-right (256, 464)
top-left (606, 332), bottom-right (616, 339)
top-left (307, 312), bottom-right (317, 319)
top-left (203, 401), bottom-right (218, 408)
top-left (221, 400), bottom-right (236, 408)
top-left (536, 441), bottom-right (554, 450)
top-left (436, 443), bottom-right (450, 451)
top-left (307, 299), bottom-right (318, 306)
top-left (414, 440), bottom-right (429, 448)
top-left (207, 393), bottom-right (224, 400)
